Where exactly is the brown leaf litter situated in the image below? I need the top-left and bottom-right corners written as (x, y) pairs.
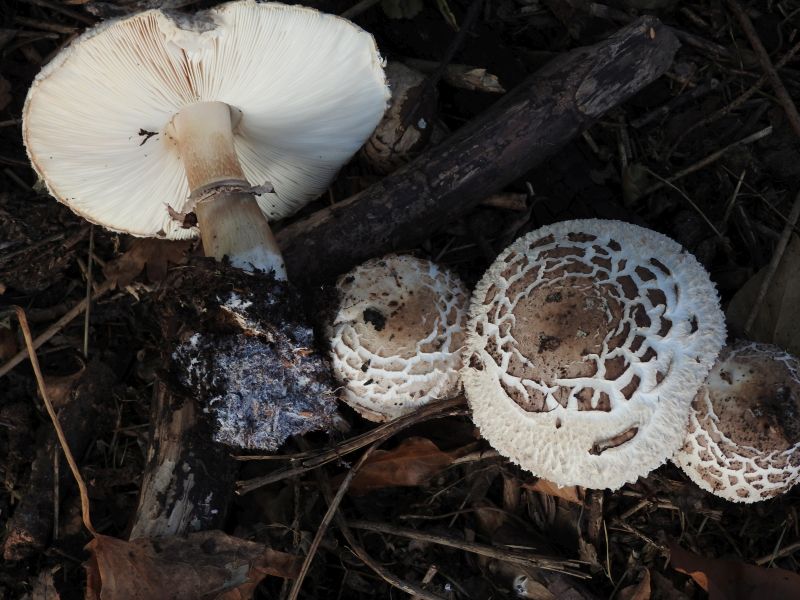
top-left (669, 542), bottom-right (800, 599)
top-left (85, 531), bottom-right (301, 600)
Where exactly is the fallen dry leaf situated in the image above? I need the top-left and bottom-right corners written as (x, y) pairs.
top-left (726, 234), bottom-right (800, 355)
top-left (219, 548), bottom-right (304, 600)
top-left (669, 542), bottom-right (800, 599)
top-left (545, 573), bottom-right (597, 599)
top-left (649, 570), bottom-right (690, 600)
top-left (42, 365), bottom-right (87, 410)
top-left (618, 568), bottom-right (651, 600)
top-left (103, 239), bottom-right (192, 288)
top-left (348, 437), bottom-right (457, 495)
top-left (27, 569), bottom-right (60, 600)
top-left (473, 500), bottom-right (507, 537)
top-left (523, 479), bottom-right (584, 505)
top-left (85, 531), bottom-right (300, 600)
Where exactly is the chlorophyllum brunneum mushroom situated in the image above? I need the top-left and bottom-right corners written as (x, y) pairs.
top-left (461, 219), bottom-right (726, 490)
top-left (23, 0), bottom-right (390, 449)
top-left (328, 255), bottom-right (468, 421)
top-left (674, 341), bottom-right (800, 503)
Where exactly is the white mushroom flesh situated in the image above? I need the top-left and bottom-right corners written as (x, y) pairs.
top-left (674, 341), bottom-right (800, 502)
top-left (463, 219), bottom-right (726, 490)
top-left (329, 255), bottom-right (468, 422)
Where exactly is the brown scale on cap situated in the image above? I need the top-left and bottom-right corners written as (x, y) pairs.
top-left (712, 363), bottom-right (800, 451)
top-left (506, 277), bottom-right (624, 395)
top-left (354, 283), bottom-right (447, 359)
top-left (490, 244), bottom-right (671, 415)
top-left (675, 341), bottom-right (800, 502)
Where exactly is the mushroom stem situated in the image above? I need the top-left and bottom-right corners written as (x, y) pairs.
top-left (195, 190), bottom-right (287, 277)
top-left (167, 101), bottom-right (287, 278)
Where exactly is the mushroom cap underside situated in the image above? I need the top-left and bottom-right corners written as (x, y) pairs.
top-left (23, 0), bottom-right (389, 239)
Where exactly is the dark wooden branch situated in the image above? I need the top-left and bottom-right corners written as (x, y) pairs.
top-left (128, 381), bottom-right (236, 539)
top-left (277, 16), bottom-right (679, 286)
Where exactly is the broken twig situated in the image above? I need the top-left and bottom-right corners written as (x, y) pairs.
top-left (235, 396), bottom-right (467, 495)
top-left (288, 440), bottom-right (382, 600)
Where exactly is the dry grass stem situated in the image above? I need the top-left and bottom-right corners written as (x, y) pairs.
top-left (348, 519), bottom-right (590, 578)
top-left (0, 278), bottom-right (114, 378)
top-left (744, 189), bottom-right (800, 335)
top-left (288, 440), bottom-right (383, 600)
top-left (727, 0), bottom-right (800, 139)
top-left (643, 125), bottom-right (772, 198)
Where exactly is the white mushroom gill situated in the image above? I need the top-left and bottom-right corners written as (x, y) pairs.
top-left (23, 1), bottom-right (389, 242)
top-left (462, 219), bottom-right (726, 490)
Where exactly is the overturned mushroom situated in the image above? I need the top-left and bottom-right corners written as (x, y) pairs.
top-left (24, 0), bottom-right (389, 275)
top-left (22, 0), bottom-right (390, 539)
top-left (22, 1), bottom-right (390, 450)
top-left (328, 255), bottom-right (468, 422)
top-left (674, 341), bottom-right (800, 503)
top-left (462, 219), bottom-right (726, 490)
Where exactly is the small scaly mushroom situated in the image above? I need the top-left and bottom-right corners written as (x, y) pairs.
top-left (674, 341), bottom-right (800, 503)
top-left (328, 255), bottom-right (468, 422)
top-left (462, 219), bottom-right (726, 490)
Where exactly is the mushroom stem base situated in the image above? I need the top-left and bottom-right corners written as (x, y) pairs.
top-left (195, 187), bottom-right (287, 278)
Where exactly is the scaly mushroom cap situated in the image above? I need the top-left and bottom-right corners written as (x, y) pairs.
top-left (329, 255), bottom-right (468, 422)
top-left (674, 341), bottom-right (800, 503)
top-left (462, 219), bottom-right (726, 490)
top-left (23, 0), bottom-right (389, 239)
